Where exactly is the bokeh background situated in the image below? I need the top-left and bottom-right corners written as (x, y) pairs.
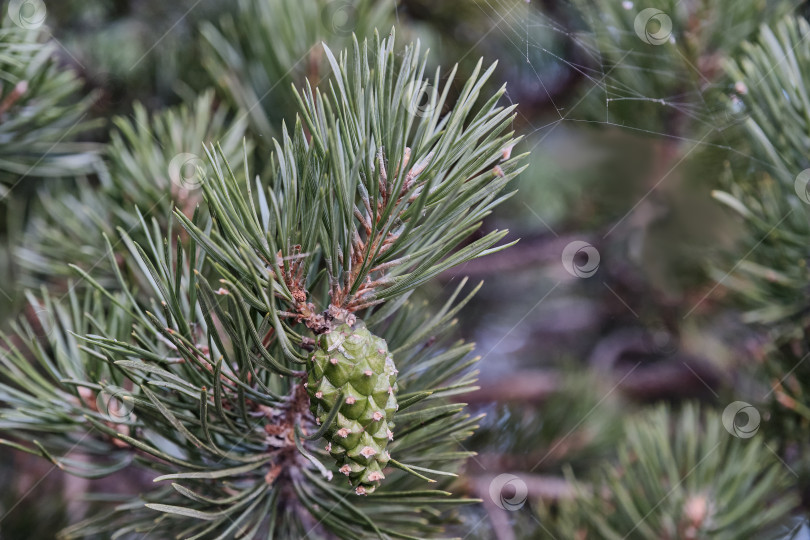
top-left (0, 0), bottom-right (807, 538)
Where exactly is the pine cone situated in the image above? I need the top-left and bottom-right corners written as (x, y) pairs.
top-left (306, 322), bottom-right (398, 495)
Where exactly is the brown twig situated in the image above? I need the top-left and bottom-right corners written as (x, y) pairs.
top-left (0, 80), bottom-right (27, 117)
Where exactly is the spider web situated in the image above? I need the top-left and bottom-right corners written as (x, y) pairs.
top-left (470, 0), bottom-right (759, 167)
top-left (447, 0), bottom-right (776, 379)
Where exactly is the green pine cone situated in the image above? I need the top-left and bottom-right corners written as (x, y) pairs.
top-left (306, 321), bottom-right (398, 495)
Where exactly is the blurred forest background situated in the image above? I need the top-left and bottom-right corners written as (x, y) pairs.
top-left (2, 0), bottom-right (810, 538)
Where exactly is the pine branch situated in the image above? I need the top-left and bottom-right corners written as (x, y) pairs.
top-left (536, 404), bottom-right (797, 539)
top-left (182, 31), bottom-right (525, 332)
top-left (0, 22), bottom-right (100, 192)
top-left (703, 15), bottom-right (810, 466)
top-left (0, 29), bottom-right (528, 538)
top-left (14, 90), bottom-right (250, 291)
top-left (568, 0), bottom-right (797, 132)
top-left (0, 287), bottom-right (136, 478)
top-left (200, 0), bottom-right (392, 141)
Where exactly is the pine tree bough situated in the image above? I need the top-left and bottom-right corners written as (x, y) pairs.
top-left (0, 26), bottom-right (528, 538)
top-left (307, 322), bottom-right (397, 494)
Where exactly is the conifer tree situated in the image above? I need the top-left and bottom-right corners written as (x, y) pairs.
top-left (715, 13), bottom-right (810, 476)
top-left (0, 13), bottom-right (101, 314)
top-left (6, 0), bottom-right (810, 538)
top-left (15, 91), bottom-right (250, 290)
top-left (452, 2), bottom-right (810, 538)
top-left (200, 0), bottom-right (392, 141)
top-left (0, 20), bottom-right (99, 192)
top-left (0, 28), bottom-right (525, 538)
